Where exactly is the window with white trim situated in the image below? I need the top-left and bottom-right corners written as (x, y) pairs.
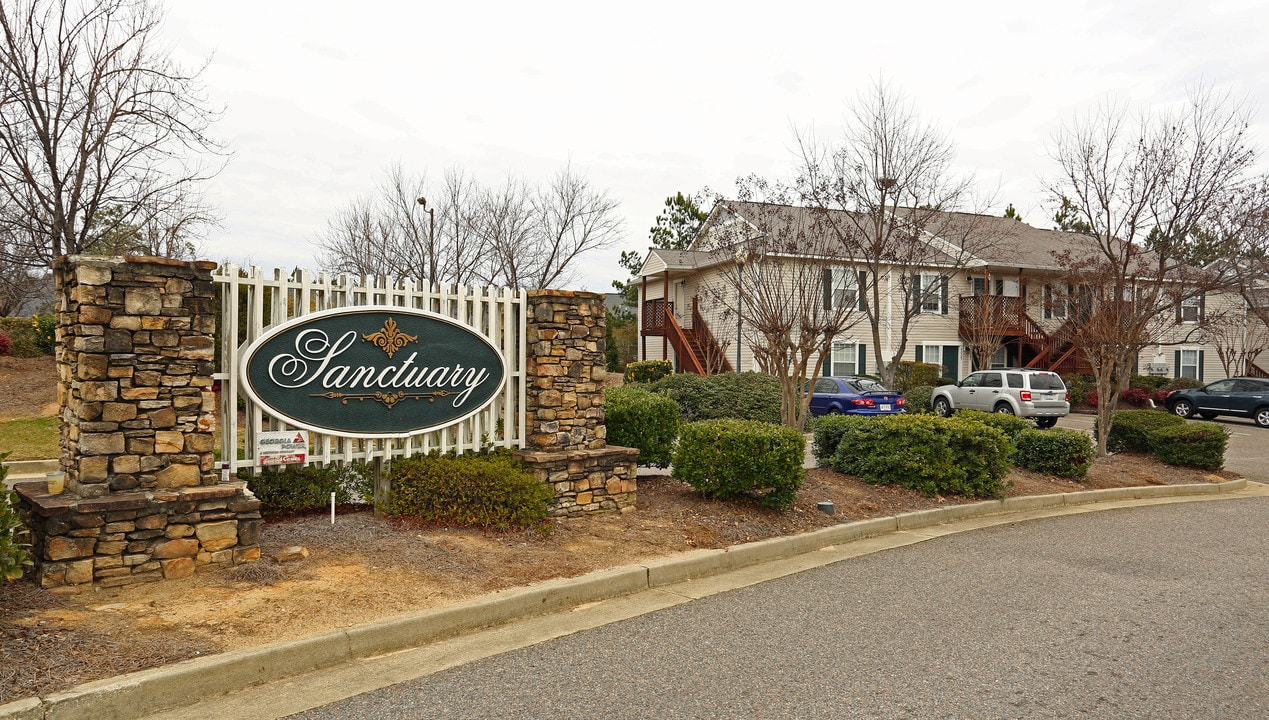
top-left (831, 268), bottom-right (859, 311)
top-left (830, 341), bottom-right (857, 377)
top-left (1043, 284), bottom-right (1068, 320)
top-left (1179, 349), bottom-right (1200, 379)
top-left (916, 273), bottom-right (942, 313)
top-left (1180, 295), bottom-right (1201, 323)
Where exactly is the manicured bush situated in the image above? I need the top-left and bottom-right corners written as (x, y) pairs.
top-left (1098, 409), bottom-right (1184, 454)
top-left (241, 462), bottom-right (374, 516)
top-left (1130, 374), bottom-right (1170, 391)
top-left (624, 360), bottom-right (673, 384)
top-left (1062, 374), bottom-right (1094, 405)
top-left (0, 330), bottom-right (10, 356)
top-left (1013, 429), bottom-right (1096, 479)
top-left (831, 415), bottom-right (1012, 498)
top-left (385, 449), bottom-right (552, 530)
top-left (1, 453), bottom-right (33, 582)
top-left (902, 385), bottom-right (935, 415)
top-left (811, 414), bottom-right (853, 464)
top-left (1151, 424), bottom-right (1229, 470)
top-left (605, 385), bottom-right (679, 467)
top-left (958, 410), bottom-right (1033, 442)
top-left (1120, 387), bottom-right (1153, 408)
top-left (673, 419), bottom-right (805, 510)
top-left (1162, 377), bottom-right (1204, 392)
top-left (649, 372), bottom-right (782, 424)
top-left (891, 361), bottom-right (942, 392)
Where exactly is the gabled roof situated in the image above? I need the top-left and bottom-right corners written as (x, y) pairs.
top-left (639, 248), bottom-right (719, 276)
top-left (690, 199), bottom-right (1122, 273)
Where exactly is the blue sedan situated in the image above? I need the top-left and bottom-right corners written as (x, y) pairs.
top-left (808, 376), bottom-right (906, 417)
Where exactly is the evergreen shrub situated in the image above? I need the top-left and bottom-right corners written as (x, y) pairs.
top-left (830, 415), bottom-right (1012, 498)
top-left (1098, 410), bottom-right (1184, 454)
top-left (1013, 429), bottom-right (1096, 479)
top-left (673, 419), bottom-right (804, 510)
top-left (605, 385), bottom-right (679, 467)
top-left (891, 361), bottom-right (942, 392)
top-left (649, 372), bottom-right (782, 424)
top-left (385, 450), bottom-right (552, 530)
top-left (958, 410), bottom-right (1033, 442)
top-left (902, 385), bottom-right (935, 415)
top-left (241, 462), bottom-right (374, 516)
top-left (1151, 424), bottom-right (1228, 470)
top-left (623, 360), bottom-right (673, 384)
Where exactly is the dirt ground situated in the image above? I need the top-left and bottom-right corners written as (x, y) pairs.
top-left (0, 355), bottom-right (57, 421)
top-left (0, 355), bottom-right (1237, 704)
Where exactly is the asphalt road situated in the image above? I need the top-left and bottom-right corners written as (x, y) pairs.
top-left (293, 497), bottom-right (1269, 720)
top-left (1057, 412), bottom-right (1269, 482)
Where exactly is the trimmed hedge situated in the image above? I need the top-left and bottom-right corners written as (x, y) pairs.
top-left (241, 462), bottom-right (375, 516)
top-left (903, 385), bottom-right (935, 415)
top-left (1162, 377), bottom-right (1204, 392)
top-left (673, 419), bottom-right (805, 510)
top-left (385, 450), bottom-right (552, 530)
top-left (605, 385), bottom-right (679, 467)
top-left (811, 414), bottom-right (853, 464)
top-left (649, 372), bottom-right (782, 424)
top-left (1013, 428), bottom-right (1095, 479)
top-left (891, 361), bottom-right (942, 392)
top-left (1098, 409), bottom-right (1185, 454)
top-left (958, 410), bottom-right (1032, 442)
top-left (624, 360), bottom-right (673, 384)
top-left (1151, 424), bottom-right (1229, 470)
top-left (830, 415), bottom-right (1012, 498)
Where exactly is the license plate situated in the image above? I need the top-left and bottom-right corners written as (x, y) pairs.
top-left (880, 404), bottom-right (891, 411)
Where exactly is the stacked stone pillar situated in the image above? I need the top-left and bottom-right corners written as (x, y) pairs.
top-left (514, 290), bottom-right (639, 516)
top-left (15, 256), bottom-right (259, 589)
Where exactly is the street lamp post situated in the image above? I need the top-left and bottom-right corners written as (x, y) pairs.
top-left (416, 196), bottom-right (436, 281)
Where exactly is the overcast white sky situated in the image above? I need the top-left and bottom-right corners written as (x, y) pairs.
top-left (163, 0), bottom-right (1269, 292)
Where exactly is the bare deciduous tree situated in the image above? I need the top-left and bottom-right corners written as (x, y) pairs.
top-left (794, 80), bottom-right (1005, 387)
top-left (700, 198), bottom-right (862, 430)
top-left (0, 0), bottom-right (225, 265)
top-left (1044, 86), bottom-right (1257, 454)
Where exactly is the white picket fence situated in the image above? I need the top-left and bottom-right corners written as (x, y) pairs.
top-left (214, 266), bottom-right (527, 471)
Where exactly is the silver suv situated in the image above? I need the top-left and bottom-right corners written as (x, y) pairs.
top-left (931, 369), bottom-right (1070, 428)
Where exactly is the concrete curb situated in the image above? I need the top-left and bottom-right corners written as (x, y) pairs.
top-left (0, 478), bottom-right (1252, 720)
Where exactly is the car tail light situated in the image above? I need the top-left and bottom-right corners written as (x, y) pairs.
top-left (1020, 390), bottom-right (1031, 401)
top-left (851, 398), bottom-right (875, 407)
top-left (1065, 391), bottom-right (1070, 402)
top-left (897, 397), bottom-right (905, 406)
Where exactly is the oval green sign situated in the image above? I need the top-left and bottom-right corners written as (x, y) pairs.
top-left (240, 307), bottom-right (507, 438)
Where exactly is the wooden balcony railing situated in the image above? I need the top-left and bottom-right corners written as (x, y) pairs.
top-left (641, 298), bottom-right (673, 336)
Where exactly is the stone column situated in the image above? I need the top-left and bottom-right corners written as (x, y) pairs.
top-left (514, 290), bottom-right (638, 516)
top-left (15, 256), bottom-right (259, 589)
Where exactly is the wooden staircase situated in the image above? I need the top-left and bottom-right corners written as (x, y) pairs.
top-left (642, 296), bottom-right (732, 375)
top-left (959, 295), bottom-right (1092, 375)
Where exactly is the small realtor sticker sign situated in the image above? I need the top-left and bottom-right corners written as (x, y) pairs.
top-left (258, 430), bottom-right (309, 466)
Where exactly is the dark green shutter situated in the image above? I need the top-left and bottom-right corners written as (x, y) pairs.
top-left (1174, 350), bottom-right (1182, 379)
top-left (915, 346), bottom-right (924, 362)
top-left (912, 275), bottom-right (922, 312)
top-left (857, 343), bottom-right (867, 376)
top-left (823, 354), bottom-right (831, 377)
top-left (858, 270), bottom-right (868, 311)
top-left (823, 269), bottom-right (832, 311)
top-left (1198, 350), bottom-right (1204, 381)
top-left (940, 276), bottom-right (949, 314)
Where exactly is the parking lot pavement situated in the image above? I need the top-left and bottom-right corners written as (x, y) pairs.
top-left (1059, 412), bottom-right (1268, 483)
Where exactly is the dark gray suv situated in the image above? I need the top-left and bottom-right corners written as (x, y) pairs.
top-left (931, 369), bottom-right (1070, 428)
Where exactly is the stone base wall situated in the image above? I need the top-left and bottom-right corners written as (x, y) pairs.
top-left (15, 481), bottom-right (261, 589)
top-left (515, 446), bottom-right (639, 517)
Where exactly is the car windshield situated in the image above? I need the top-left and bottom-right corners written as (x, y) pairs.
top-left (1029, 373), bottom-right (1065, 390)
top-left (848, 378), bottom-right (889, 393)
